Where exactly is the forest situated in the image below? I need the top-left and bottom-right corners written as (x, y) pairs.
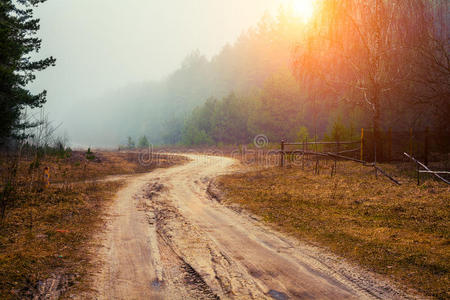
top-left (61, 1), bottom-right (448, 152)
top-left (173, 1), bottom-right (449, 150)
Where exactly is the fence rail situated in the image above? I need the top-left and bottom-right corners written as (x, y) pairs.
top-left (275, 127), bottom-right (449, 185)
top-left (283, 141), bottom-right (360, 146)
top-left (279, 140), bottom-right (401, 185)
top-left (404, 152), bottom-right (450, 185)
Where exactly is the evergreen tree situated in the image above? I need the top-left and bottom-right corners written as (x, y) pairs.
top-left (138, 135), bottom-right (149, 148)
top-left (127, 136), bottom-right (135, 149)
top-left (0, 0), bottom-right (56, 141)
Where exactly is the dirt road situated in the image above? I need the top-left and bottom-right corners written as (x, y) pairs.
top-left (92, 154), bottom-right (413, 299)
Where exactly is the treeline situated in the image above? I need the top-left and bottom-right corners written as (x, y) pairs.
top-left (175, 0), bottom-right (449, 148)
top-left (75, 7), bottom-right (312, 147)
top-left (181, 70), bottom-right (362, 146)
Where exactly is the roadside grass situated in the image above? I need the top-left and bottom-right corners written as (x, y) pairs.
top-left (29, 150), bottom-right (186, 183)
top-left (217, 161), bottom-right (450, 299)
top-left (0, 150), bottom-right (185, 299)
top-left (0, 180), bottom-right (123, 299)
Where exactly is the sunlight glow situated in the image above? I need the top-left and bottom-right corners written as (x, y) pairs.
top-left (292, 0), bottom-right (316, 23)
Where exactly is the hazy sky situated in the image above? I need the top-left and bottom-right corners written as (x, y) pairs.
top-left (29, 0), bottom-right (292, 129)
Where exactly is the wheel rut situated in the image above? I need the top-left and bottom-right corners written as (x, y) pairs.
top-left (90, 154), bottom-right (418, 300)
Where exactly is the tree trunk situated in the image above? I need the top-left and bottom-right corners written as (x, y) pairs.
top-left (372, 91), bottom-right (383, 163)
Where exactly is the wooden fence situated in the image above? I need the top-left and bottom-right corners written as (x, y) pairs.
top-left (404, 153), bottom-right (450, 185)
top-left (277, 128), bottom-right (450, 185)
top-left (279, 127), bottom-right (450, 164)
top-left (279, 138), bottom-right (401, 185)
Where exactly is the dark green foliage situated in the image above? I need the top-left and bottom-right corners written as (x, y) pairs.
top-left (324, 115), bottom-right (358, 142)
top-left (182, 94), bottom-right (253, 146)
top-left (126, 136), bottom-right (135, 149)
top-left (85, 147), bottom-right (95, 160)
top-left (179, 69), bottom-right (360, 146)
top-left (138, 135), bottom-right (149, 148)
top-left (161, 117), bottom-right (184, 145)
top-left (0, 0), bottom-right (56, 141)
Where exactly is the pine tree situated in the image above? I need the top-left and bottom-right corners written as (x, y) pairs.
top-left (138, 135), bottom-right (149, 148)
top-left (0, 0), bottom-right (56, 141)
top-left (127, 136), bottom-right (135, 149)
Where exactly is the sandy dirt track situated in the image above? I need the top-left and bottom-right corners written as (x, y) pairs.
top-left (92, 154), bottom-right (415, 300)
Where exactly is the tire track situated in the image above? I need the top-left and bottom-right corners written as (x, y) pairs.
top-left (91, 154), bottom-right (418, 299)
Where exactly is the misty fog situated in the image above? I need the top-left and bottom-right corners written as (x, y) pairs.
top-left (28, 0), bottom-right (292, 147)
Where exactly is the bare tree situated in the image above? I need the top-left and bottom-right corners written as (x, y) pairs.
top-left (292, 0), bottom-right (445, 160)
top-left (410, 1), bottom-right (449, 132)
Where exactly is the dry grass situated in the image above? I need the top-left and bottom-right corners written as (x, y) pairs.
top-left (0, 150), bottom-right (186, 299)
top-left (26, 150), bottom-right (186, 183)
top-left (0, 180), bottom-right (123, 299)
top-left (217, 161), bottom-right (450, 299)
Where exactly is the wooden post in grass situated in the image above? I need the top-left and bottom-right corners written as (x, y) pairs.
top-left (280, 140), bottom-right (285, 167)
top-left (43, 167), bottom-right (50, 188)
top-left (302, 138), bottom-right (305, 170)
top-left (314, 134), bottom-right (319, 175)
top-left (374, 128), bottom-right (378, 178)
top-left (424, 127), bottom-right (429, 167)
top-left (388, 127), bottom-right (392, 162)
top-left (409, 128), bottom-right (413, 157)
top-left (360, 128), bottom-right (364, 162)
top-left (417, 163), bottom-right (420, 185)
top-left (334, 139), bottom-right (339, 175)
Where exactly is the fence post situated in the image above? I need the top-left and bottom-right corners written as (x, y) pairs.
top-left (417, 163), bottom-right (420, 185)
top-left (360, 128), bottom-right (364, 161)
top-left (374, 128), bottom-right (378, 178)
top-left (306, 137), bottom-right (309, 168)
top-left (43, 167), bottom-right (50, 188)
top-left (424, 127), bottom-right (429, 166)
top-left (409, 128), bottom-right (413, 156)
top-left (314, 135), bottom-right (319, 175)
top-left (388, 127), bottom-right (392, 162)
top-left (280, 140), bottom-right (285, 167)
top-left (302, 139), bottom-right (305, 170)
top-left (335, 138), bottom-right (339, 175)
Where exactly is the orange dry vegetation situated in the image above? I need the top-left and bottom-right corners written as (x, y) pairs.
top-left (23, 150), bottom-right (186, 183)
top-left (217, 162), bottom-right (450, 299)
top-left (0, 150), bottom-right (186, 299)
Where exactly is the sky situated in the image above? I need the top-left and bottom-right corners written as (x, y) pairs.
top-left (29, 0), bottom-right (293, 137)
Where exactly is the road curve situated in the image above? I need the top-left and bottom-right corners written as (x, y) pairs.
top-left (92, 154), bottom-right (413, 300)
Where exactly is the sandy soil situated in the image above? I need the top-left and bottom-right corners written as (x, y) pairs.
top-left (90, 154), bottom-right (416, 299)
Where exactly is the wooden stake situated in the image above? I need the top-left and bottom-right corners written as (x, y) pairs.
top-left (424, 127), bottom-right (429, 166)
top-left (360, 128), bottom-right (364, 162)
top-left (409, 128), bottom-right (413, 156)
top-left (388, 127), bottom-right (392, 162)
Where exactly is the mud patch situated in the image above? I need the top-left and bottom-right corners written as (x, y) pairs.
top-left (25, 272), bottom-right (76, 300)
top-left (147, 184), bottom-right (269, 299)
top-left (156, 232), bottom-right (219, 299)
top-left (182, 263), bottom-right (219, 299)
top-left (268, 289), bottom-right (289, 300)
top-left (206, 180), bottom-right (223, 203)
top-left (146, 182), bottom-right (166, 199)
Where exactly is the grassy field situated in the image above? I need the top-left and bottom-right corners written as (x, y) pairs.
top-left (217, 161), bottom-right (449, 299)
top-left (0, 150), bottom-right (185, 299)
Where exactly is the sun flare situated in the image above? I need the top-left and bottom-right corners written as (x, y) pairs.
top-left (292, 0), bottom-right (316, 23)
